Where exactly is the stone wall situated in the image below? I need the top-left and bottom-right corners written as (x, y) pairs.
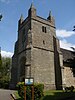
top-left (31, 48), bottom-right (55, 88)
top-left (63, 66), bottom-right (75, 87)
top-left (31, 19), bottom-right (54, 51)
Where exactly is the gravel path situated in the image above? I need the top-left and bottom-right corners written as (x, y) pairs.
top-left (0, 89), bottom-right (15, 100)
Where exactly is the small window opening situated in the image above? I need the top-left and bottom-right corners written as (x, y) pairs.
top-left (42, 26), bottom-right (47, 33)
top-left (45, 27), bottom-right (46, 33)
top-left (43, 40), bottom-right (45, 45)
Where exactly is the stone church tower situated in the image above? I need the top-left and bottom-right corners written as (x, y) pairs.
top-left (11, 4), bottom-right (63, 90)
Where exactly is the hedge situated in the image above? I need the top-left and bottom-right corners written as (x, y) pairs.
top-left (16, 82), bottom-right (44, 100)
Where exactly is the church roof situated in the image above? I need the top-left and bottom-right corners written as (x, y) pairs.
top-left (60, 48), bottom-right (75, 67)
top-left (60, 48), bottom-right (74, 61)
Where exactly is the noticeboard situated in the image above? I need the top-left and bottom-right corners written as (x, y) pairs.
top-left (25, 78), bottom-right (34, 85)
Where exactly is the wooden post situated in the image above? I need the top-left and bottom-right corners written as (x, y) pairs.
top-left (24, 85), bottom-right (26, 100)
top-left (32, 85), bottom-right (34, 100)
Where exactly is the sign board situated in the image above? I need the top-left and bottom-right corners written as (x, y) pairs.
top-left (25, 78), bottom-right (34, 85)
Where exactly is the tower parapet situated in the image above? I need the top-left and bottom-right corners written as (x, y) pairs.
top-left (18, 14), bottom-right (24, 29)
top-left (28, 3), bottom-right (36, 18)
top-left (47, 11), bottom-right (55, 26)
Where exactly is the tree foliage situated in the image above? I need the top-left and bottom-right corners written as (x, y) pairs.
top-left (0, 56), bottom-right (12, 89)
top-left (0, 53), bottom-right (2, 67)
top-left (0, 14), bottom-right (2, 21)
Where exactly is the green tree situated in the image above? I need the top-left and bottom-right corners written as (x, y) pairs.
top-left (0, 56), bottom-right (12, 89)
top-left (0, 47), bottom-right (2, 79)
top-left (0, 47), bottom-right (2, 67)
top-left (0, 55), bottom-right (2, 67)
top-left (0, 14), bottom-right (2, 21)
top-left (73, 26), bottom-right (75, 31)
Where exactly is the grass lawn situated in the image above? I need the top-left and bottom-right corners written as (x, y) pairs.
top-left (43, 90), bottom-right (75, 100)
top-left (14, 90), bottom-right (75, 100)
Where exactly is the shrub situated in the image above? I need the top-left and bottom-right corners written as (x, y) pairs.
top-left (0, 80), bottom-right (9, 89)
top-left (65, 86), bottom-right (74, 92)
top-left (70, 86), bottom-right (74, 92)
top-left (16, 82), bottom-right (44, 100)
top-left (16, 82), bottom-right (24, 99)
top-left (34, 84), bottom-right (44, 100)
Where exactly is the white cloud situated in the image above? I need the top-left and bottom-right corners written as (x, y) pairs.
top-left (0, 0), bottom-right (10, 3)
top-left (60, 39), bottom-right (75, 51)
top-left (1, 50), bottom-right (13, 58)
top-left (56, 29), bottom-right (75, 51)
top-left (56, 29), bottom-right (75, 38)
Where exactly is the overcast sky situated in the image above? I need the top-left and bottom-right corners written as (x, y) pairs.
top-left (0, 0), bottom-right (75, 57)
